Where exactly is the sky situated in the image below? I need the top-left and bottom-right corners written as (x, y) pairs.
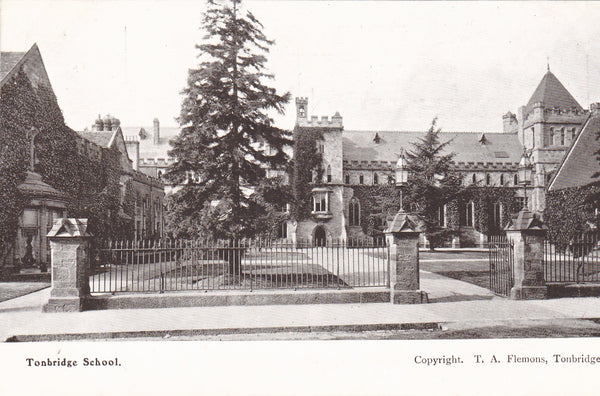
top-left (2, 0), bottom-right (600, 133)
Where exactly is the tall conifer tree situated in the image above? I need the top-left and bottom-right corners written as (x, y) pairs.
top-left (166, 0), bottom-right (291, 241)
top-left (406, 118), bottom-right (463, 249)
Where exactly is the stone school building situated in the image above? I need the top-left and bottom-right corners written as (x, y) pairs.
top-left (289, 69), bottom-right (594, 246)
top-left (0, 44), bottom-right (165, 273)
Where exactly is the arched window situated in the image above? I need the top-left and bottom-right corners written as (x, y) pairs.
top-left (560, 128), bottom-right (565, 146)
top-left (326, 165), bottom-right (332, 183)
top-left (486, 174), bottom-right (491, 186)
top-left (548, 128), bottom-right (554, 147)
top-left (514, 174), bottom-right (518, 185)
top-left (493, 202), bottom-right (503, 227)
top-left (373, 173), bottom-right (378, 185)
top-left (438, 204), bottom-right (447, 227)
top-left (466, 201), bottom-right (474, 227)
top-left (359, 175), bottom-right (364, 185)
top-left (500, 174), bottom-right (504, 185)
top-left (277, 221), bottom-right (287, 239)
top-left (349, 198), bottom-right (360, 226)
top-left (345, 174), bottom-right (350, 184)
top-left (472, 174), bottom-right (477, 184)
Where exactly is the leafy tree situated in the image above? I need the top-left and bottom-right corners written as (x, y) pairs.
top-left (166, 0), bottom-right (291, 263)
top-left (406, 118), bottom-right (463, 250)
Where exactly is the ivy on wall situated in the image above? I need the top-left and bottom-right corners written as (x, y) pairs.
top-left (351, 185), bottom-right (519, 238)
top-left (351, 185), bottom-right (404, 235)
top-left (461, 187), bottom-right (520, 235)
top-left (544, 182), bottom-right (600, 243)
top-left (0, 67), bottom-right (134, 266)
top-left (290, 126), bottom-right (324, 220)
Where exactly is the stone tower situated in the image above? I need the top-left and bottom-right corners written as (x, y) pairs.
top-left (513, 69), bottom-right (589, 211)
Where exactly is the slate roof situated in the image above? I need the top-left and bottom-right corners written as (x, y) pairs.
top-left (342, 130), bottom-right (523, 165)
top-left (525, 70), bottom-right (583, 114)
top-left (121, 126), bottom-right (180, 159)
top-left (79, 131), bottom-right (115, 148)
top-left (548, 114), bottom-right (600, 191)
top-left (0, 51), bottom-right (26, 83)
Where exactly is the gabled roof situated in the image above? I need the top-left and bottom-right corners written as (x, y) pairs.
top-left (342, 130), bottom-right (523, 165)
top-left (0, 51), bottom-right (26, 82)
top-left (0, 44), bottom-right (51, 89)
top-left (548, 114), bottom-right (600, 191)
top-left (79, 131), bottom-right (115, 148)
top-left (525, 70), bottom-right (582, 114)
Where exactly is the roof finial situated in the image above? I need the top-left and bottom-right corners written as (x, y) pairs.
top-left (547, 56), bottom-right (550, 72)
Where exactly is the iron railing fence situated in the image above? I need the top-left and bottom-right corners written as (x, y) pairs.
top-left (488, 235), bottom-right (514, 296)
top-left (89, 237), bottom-right (389, 294)
top-left (543, 232), bottom-right (600, 284)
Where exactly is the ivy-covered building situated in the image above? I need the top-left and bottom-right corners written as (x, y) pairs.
top-left (0, 43), bottom-right (165, 273)
top-left (290, 68), bottom-right (596, 246)
top-left (546, 104), bottom-right (600, 241)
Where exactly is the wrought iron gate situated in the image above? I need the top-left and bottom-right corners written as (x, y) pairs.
top-left (488, 235), bottom-right (514, 296)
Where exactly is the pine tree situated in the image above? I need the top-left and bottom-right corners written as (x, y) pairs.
top-left (406, 118), bottom-right (463, 250)
top-left (166, 0), bottom-right (291, 245)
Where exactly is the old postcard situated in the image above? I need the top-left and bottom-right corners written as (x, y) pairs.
top-left (1, 1), bottom-right (600, 394)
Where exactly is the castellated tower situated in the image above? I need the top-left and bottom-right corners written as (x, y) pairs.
top-left (507, 69), bottom-right (590, 212)
top-left (294, 97), bottom-right (344, 184)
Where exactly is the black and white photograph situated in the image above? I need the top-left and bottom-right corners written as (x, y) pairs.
top-left (2, 0), bottom-right (600, 394)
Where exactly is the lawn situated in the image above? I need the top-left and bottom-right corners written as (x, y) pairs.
top-left (420, 250), bottom-right (490, 289)
top-left (0, 282), bottom-right (50, 302)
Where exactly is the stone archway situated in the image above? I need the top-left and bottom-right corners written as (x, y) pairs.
top-left (313, 225), bottom-right (327, 247)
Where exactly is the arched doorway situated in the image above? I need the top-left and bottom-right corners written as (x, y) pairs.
top-left (314, 226), bottom-right (327, 247)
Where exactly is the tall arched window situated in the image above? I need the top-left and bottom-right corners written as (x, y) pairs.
top-left (472, 174), bottom-right (477, 184)
top-left (326, 165), bottom-right (332, 183)
top-left (359, 175), bottom-right (364, 185)
top-left (466, 201), bottom-right (474, 227)
top-left (349, 198), bottom-right (360, 226)
top-left (548, 128), bottom-right (554, 147)
top-left (560, 128), bottom-right (565, 146)
top-left (500, 174), bottom-right (504, 186)
top-left (373, 173), bottom-right (378, 185)
top-left (493, 202), bottom-right (503, 228)
top-left (486, 174), bottom-right (491, 186)
top-left (514, 174), bottom-right (518, 185)
top-left (345, 174), bottom-right (350, 184)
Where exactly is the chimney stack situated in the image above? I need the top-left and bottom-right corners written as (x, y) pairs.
top-left (153, 118), bottom-right (160, 145)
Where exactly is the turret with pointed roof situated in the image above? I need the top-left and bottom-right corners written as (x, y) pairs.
top-left (525, 69), bottom-right (583, 115)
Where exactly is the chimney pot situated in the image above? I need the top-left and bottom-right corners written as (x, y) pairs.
top-left (153, 118), bottom-right (160, 144)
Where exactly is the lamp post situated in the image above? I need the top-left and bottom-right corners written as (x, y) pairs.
top-left (395, 148), bottom-right (409, 211)
top-left (517, 150), bottom-right (532, 210)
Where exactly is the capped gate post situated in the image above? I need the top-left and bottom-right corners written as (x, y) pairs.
top-left (43, 218), bottom-right (91, 312)
top-left (384, 211), bottom-right (428, 304)
top-left (505, 208), bottom-right (547, 300)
